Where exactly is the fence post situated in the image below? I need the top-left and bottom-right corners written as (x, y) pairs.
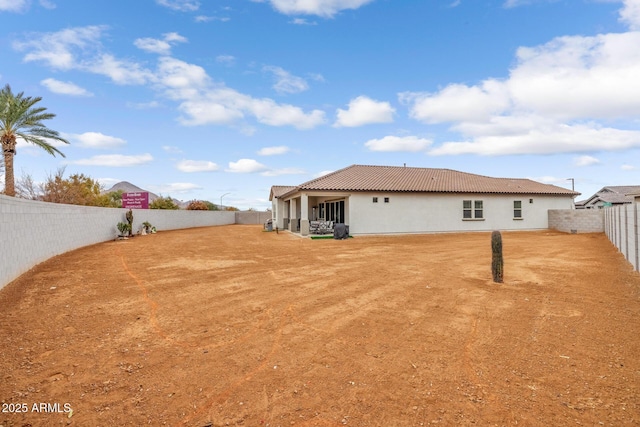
top-left (633, 199), bottom-right (640, 271)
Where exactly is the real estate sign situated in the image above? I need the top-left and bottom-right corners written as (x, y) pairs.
top-left (122, 192), bottom-right (149, 209)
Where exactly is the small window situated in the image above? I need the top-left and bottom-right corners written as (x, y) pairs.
top-left (474, 200), bottom-right (483, 219)
top-left (463, 200), bottom-right (472, 219)
top-left (384, 197), bottom-right (390, 203)
top-left (373, 197), bottom-right (378, 203)
top-left (529, 198), bottom-right (533, 204)
top-left (514, 200), bottom-right (522, 218)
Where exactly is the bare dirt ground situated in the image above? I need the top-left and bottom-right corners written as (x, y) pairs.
top-left (1, 225), bottom-right (640, 427)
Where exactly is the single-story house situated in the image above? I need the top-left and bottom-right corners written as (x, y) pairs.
top-left (269, 164), bottom-right (580, 236)
top-left (574, 186), bottom-right (640, 209)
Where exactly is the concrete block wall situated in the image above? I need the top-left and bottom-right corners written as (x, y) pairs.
top-left (548, 209), bottom-right (604, 233)
top-left (604, 204), bottom-right (639, 271)
top-left (234, 210), bottom-right (272, 225)
top-left (0, 195), bottom-right (236, 290)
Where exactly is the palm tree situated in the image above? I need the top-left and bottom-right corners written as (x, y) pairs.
top-left (0, 84), bottom-right (69, 196)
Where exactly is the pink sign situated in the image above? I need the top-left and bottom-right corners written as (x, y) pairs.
top-left (122, 192), bottom-right (149, 209)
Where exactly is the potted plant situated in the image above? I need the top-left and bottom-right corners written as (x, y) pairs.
top-left (142, 221), bottom-right (153, 234)
top-left (116, 222), bottom-right (131, 239)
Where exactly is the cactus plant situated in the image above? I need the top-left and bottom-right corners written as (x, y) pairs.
top-left (125, 209), bottom-right (134, 236)
top-left (491, 230), bottom-right (504, 283)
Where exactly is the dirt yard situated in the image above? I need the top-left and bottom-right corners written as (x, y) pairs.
top-left (1, 225), bottom-right (639, 426)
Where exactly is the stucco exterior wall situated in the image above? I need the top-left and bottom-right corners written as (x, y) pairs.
top-left (0, 195), bottom-right (236, 290)
top-left (548, 209), bottom-right (604, 233)
top-left (347, 192), bottom-right (574, 235)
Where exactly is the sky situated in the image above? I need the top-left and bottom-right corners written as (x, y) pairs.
top-left (1, 0), bottom-right (640, 209)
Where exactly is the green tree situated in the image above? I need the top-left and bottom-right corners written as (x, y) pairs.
top-left (203, 200), bottom-right (219, 211)
top-left (150, 196), bottom-right (180, 210)
top-left (96, 189), bottom-right (123, 208)
top-left (0, 85), bottom-right (69, 196)
top-left (40, 167), bottom-right (104, 206)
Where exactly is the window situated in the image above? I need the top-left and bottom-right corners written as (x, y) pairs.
top-left (474, 200), bottom-right (483, 219)
top-left (463, 200), bottom-right (472, 219)
top-left (463, 200), bottom-right (484, 220)
top-left (373, 197), bottom-right (378, 203)
top-left (514, 200), bottom-right (522, 218)
top-left (384, 197), bottom-right (390, 203)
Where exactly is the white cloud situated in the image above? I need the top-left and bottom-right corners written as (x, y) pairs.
top-left (39, 0), bottom-right (56, 9)
top-left (176, 159), bottom-right (219, 172)
top-left (573, 155), bottom-right (600, 167)
top-left (262, 0), bottom-right (375, 18)
top-left (41, 78), bottom-right (93, 96)
top-left (227, 158), bottom-right (268, 173)
top-left (503, 0), bottom-right (532, 8)
top-left (14, 25), bottom-right (106, 70)
top-left (430, 119), bottom-right (640, 155)
top-left (290, 18), bottom-right (317, 25)
top-left (401, 80), bottom-right (510, 124)
top-left (87, 53), bottom-right (154, 85)
top-left (365, 135), bottom-right (432, 152)
top-left (528, 175), bottom-right (570, 186)
top-left (621, 164), bottom-right (637, 170)
top-left (127, 100), bottom-right (161, 109)
top-left (67, 132), bottom-right (126, 149)
top-left (263, 65), bottom-right (309, 94)
top-left (72, 153), bottom-right (153, 167)
top-left (15, 27), bottom-right (326, 130)
top-left (134, 32), bottom-right (187, 55)
top-left (195, 15), bottom-right (230, 22)
top-left (162, 145), bottom-right (183, 153)
top-left (216, 55), bottom-right (236, 65)
top-left (258, 146), bottom-right (290, 156)
top-left (403, 21), bottom-right (640, 156)
top-left (314, 170), bottom-right (334, 178)
top-left (14, 26), bottom-right (155, 85)
top-left (151, 182), bottom-right (202, 194)
top-left (175, 83), bottom-right (326, 129)
top-left (156, 0), bottom-right (199, 12)
top-left (261, 167), bottom-right (305, 176)
top-left (0, 0), bottom-right (29, 12)
top-left (620, 0), bottom-right (640, 30)
top-left (335, 95), bottom-right (395, 127)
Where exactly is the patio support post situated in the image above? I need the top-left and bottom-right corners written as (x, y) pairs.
top-left (300, 193), bottom-right (310, 236)
top-left (289, 198), bottom-right (298, 232)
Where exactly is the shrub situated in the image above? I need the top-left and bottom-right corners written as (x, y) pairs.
top-left (186, 200), bottom-right (209, 210)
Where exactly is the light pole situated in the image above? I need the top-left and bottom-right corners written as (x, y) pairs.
top-left (220, 192), bottom-right (231, 210)
top-left (566, 178), bottom-right (575, 191)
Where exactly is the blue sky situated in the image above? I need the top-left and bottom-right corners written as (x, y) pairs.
top-left (1, 0), bottom-right (639, 209)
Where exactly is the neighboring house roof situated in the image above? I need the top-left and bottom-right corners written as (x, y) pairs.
top-left (272, 165), bottom-right (579, 199)
top-left (575, 185), bottom-right (640, 206)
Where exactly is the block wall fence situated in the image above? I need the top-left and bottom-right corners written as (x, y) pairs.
top-left (604, 203), bottom-right (640, 271)
top-left (548, 209), bottom-right (604, 233)
top-left (0, 195), bottom-right (272, 290)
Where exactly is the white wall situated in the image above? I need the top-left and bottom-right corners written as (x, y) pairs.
top-left (0, 195), bottom-right (235, 290)
top-left (348, 192), bottom-right (574, 235)
top-left (604, 203), bottom-right (639, 271)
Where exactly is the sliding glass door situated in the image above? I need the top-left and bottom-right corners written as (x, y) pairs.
top-left (318, 200), bottom-right (345, 223)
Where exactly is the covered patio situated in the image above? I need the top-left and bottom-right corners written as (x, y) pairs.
top-left (270, 188), bottom-right (350, 236)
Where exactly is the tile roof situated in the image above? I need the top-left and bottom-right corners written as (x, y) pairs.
top-left (576, 185), bottom-right (640, 205)
top-left (273, 165), bottom-right (579, 198)
top-left (270, 185), bottom-right (297, 199)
